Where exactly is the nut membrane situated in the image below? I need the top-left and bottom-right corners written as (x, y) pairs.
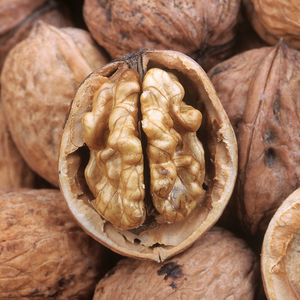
top-left (59, 49), bottom-right (237, 261)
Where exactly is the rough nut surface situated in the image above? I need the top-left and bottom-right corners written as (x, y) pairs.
top-left (262, 188), bottom-right (300, 300)
top-left (0, 188), bottom-right (107, 299)
top-left (243, 0), bottom-right (300, 49)
top-left (0, 101), bottom-right (36, 189)
top-left (0, 0), bottom-right (72, 72)
top-left (0, 21), bottom-right (109, 187)
top-left (83, 0), bottom-right (241, 71)
top-left (59, 49), bottom-right (237, 261)
top-left (93, 226), bottom-right (259, 300)
top-left (208, 41), bottom-right (300, 236)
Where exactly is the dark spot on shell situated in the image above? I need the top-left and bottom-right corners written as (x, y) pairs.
top-left (106, 268), bottom-right (116, 278)
top-left (158, 168), bottom-right (169, 176)
top-left (264, 148), bottom-right (277, 168)
top-left (30, 288), bottom-right (39, 295)
top-left (157, 262), bottom-right (183, 280)
top-left (170, 282), bottom-right (177, 289)
top-left (105, 8), bottom-right (111, 21)
top-left (265, 129), bottom-right (276, 144)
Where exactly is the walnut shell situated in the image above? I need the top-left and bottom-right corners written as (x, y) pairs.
top-left (0, 0), bottom-right (72, 72)
top-left (262, 187), bottom-right (300, 300)
top-left (59, 49), bottom-right (237, 261)
top-left (0, 188), bottom-right (108, 299)
top-left (0, 100), bottom-right (36, 189)
top-left (208, 40), bottom-right (300, 236)
top-left (93, 226), bottom-right (259, 299)
top-left (0, 21), bottom-right (110, 187)
top-left (83, 0), bottom-right (242, 71)
top-left (243, 0), bottom-right (300, 49)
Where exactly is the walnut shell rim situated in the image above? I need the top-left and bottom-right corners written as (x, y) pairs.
top-left (58, 49), bottom-right (238, 262)
top-left (261, 187), bottom-right (300, 300)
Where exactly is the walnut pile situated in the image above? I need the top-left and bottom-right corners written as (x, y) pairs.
top-left (59, 49), bottom-right (237, 261)
top-left (0, 21), bottom-right (109, 187)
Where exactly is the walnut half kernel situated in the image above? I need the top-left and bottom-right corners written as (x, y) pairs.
top-left (59, 50), bottom-right (237, 261)
top-left (82, 67), bottom-right (205, 230)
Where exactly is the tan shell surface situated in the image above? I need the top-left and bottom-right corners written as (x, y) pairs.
top-left (83, 0), bottom-right (241, 71)
top-left (262, 188), bottom-right (300, 300)
top-left (0, 21), bottom-right (110, 187)
top-left (0, 0), bottom-right (72, 72)
top-left (59, 49), bottom-right (238, 262)
top-left (0, 188), bottom-right (107, 299)
top-left (208, 41), bottom-right (300, 235)
top-left (0, 101), bottom-right (36, 189)
top-left (93, 226), bottom-right (259, 300)
top-left (243, 0), bottom-right (300, 49)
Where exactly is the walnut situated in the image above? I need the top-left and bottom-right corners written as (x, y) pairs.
top-left (262, 187), bottom-right (300, 300)
top-left (0, 100), bottom-right (36, 189)
top-left (83, 0), bottom-right (242, 71)
top-left (0, 0), bottom-right (72, 73)
top-left (208, 40), bottom-right (300, 236)
top-left (0, 21), bottom-right (110, 187)
top-left (243, 0), bottom-right (300, 49)
top-left (0, 188), bottom-right (108, 299)
top-left (93, 226), bottom-right (259, 300)
top-left (59, 49), bottom-right (237, 261)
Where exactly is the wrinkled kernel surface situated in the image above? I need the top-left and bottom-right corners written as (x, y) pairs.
top-left (82, 68), bottom-right (205, 229)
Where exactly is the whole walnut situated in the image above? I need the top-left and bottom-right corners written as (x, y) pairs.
top-left (93, 226), bottom-right (259, 300)
top-left (262, 187), bottom-right (300, 300)
top-left (0, 100), bottom-right (37, 189)
top-left (208, 40), bottom-right (300, 236)
top-left (83, 0), bottom-right (242, 71)
top-left (1, 21), bottom-right (110, 187)
top-left (0, 188), bottom-right (109, 299)
top-left (59, 49), bottom-right (237, 261)
top-left (0, 0), bottom-right (72, 73)
top-left (242, 0), bottom-right (300, 49)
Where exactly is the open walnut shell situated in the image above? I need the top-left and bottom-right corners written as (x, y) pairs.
top-left (59, 49), bottom-right (237, 262)
top-left (262, 187), bottom-right (300, 300)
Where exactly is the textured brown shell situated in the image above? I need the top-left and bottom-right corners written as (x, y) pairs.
top-left (0, 188), bottom-right (108, 299)
top-left (262, 188), bottom-right (300, 300)
top-left (0, 0), bottom-right (72, 72)
top-left (0, 101), bottom-right (36, 189)
top-left (93, 226), bottom-right (259, 299)
top-left (208, 40), bottom-right (300, 236)
top-left (83, 0), bottom-right (241, 71)
top-left (0, 21), bottom-right (110, 187)
top-left (59, 49), bottom-right (237, 262)
top-left (243, 0), bottom-right (300, 49)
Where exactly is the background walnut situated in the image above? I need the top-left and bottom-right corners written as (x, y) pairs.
top-left (0, 0), bottom-right (72, 73)
top-left (59, 49), bottom-right (237, 261)
top-left (0, 188), bottom-right (110, 299)
top-left (0, 100), bottom-right (37, 189)
top-left (0, 21), bottom-right (110, 187)
top-left (93, 226), bottom-right (259, 300)
top-left (242, 0), bottom-right (300, 49)
top-left (83, 0), bottom-right (242, 71)
top-left (208, 40), bottom-right (300, 236)
top-left (262, 187), bottom-right (300, 300)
